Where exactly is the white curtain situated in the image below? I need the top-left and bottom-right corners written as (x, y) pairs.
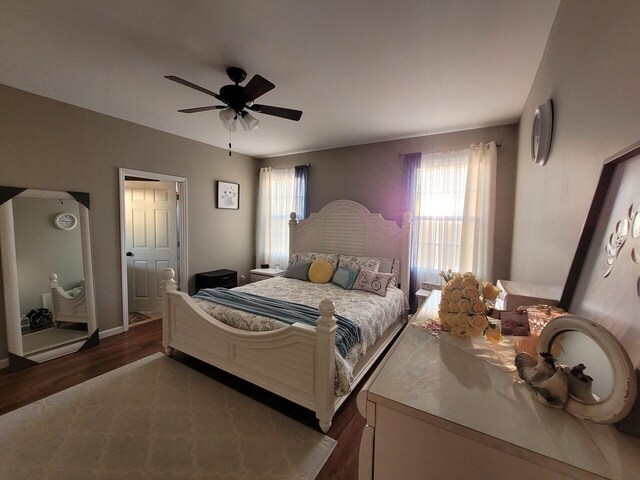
top-left (460, 142), bottom-right (497, 281)
top-left (408, 141), bottom-right (496, 287)
top-left (410, 148), bottom-right (470, 286)
top-left (256, 167), bottom-right (307, 269)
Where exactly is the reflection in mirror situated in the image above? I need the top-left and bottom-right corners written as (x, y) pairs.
top-left (539, 314), bottom-right (637, 423)
top-left (550, 331), bottom-right (613, 404)
top-left (0, 187), bottom-right (97, 371)
top-left (13, 197), bottom-right (88, 356)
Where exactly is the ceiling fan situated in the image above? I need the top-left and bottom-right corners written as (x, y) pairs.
top-left (165, 67), bottom-right (303, 132)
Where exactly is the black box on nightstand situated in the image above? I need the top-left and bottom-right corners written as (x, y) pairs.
top-left (195, 269), bottom-right (237, 291)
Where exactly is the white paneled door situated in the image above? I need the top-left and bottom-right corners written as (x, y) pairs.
top-left (124, 181), bottom-right (178, 312)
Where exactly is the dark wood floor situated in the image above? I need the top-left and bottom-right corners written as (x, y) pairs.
top-left (0, 320), bottom-right (368, 479)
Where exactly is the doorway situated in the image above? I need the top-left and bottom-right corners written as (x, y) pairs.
top-left (118, 169), bottom-right (188, 331)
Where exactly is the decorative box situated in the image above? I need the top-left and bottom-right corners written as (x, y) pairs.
top-left (495, 280), bottom-right (562, 311)
top-left (498, 309), bottom-right (530, 336)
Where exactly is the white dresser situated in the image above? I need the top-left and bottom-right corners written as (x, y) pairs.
top-left (357, 293), bottom-right (640, 480)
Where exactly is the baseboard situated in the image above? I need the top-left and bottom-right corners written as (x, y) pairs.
top-left (99, 326), bottom-right (124, 339)
top-left (0, 358), bottom-right (9, 370)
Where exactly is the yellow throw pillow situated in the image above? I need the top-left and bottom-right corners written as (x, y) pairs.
top-left (308, 259), bottom-right (334, 284)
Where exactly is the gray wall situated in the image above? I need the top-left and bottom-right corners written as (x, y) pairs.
top-left (263, 124), bottom-right (519, 284)
top-left (13, 197), bottom-right (84, 314)
top-left (0, 84), bottom-right (259, 359)
top-left (511, 0), bottom-right (640, 285)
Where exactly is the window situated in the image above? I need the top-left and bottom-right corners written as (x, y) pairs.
top-left (256, 166), bottom-right (308, 268)
top-left (406, 143), bottom-right (496, 291)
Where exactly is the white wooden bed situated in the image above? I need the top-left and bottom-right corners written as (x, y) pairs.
top-left (161, 200), bottom-right (412, 431)
top-left (43, 273), bottom-right (88, 326)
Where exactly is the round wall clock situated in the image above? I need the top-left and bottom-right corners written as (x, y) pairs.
top-left (54, 212), bottom-right (78, 231)
top-left (531, 99), bottom-right (554, 166)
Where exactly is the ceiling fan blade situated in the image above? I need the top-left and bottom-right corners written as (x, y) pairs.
top-left (243, 74), bottom-right (275, 101)
top-left (177, 105), bottom-right (226, 113)
top-left (165, 75), bottom-right (227, 103)
top-left (250, 104), bottom-right (303, 121)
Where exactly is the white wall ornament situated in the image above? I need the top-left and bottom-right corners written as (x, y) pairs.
top-left (531, 99), bottom-right (553, 166)
top-left (604, 203), bottom-right (640, 297)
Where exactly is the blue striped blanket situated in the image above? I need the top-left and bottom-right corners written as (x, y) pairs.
top-left (193, 287), bottom-right (362, 357)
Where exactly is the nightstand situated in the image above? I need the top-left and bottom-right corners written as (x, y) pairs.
top-left (415, 288), bottom-right (433, 309)
top-left (249, 268), bottom-right (285, 283)
top-left (195, 269), bottom-right (237, 291)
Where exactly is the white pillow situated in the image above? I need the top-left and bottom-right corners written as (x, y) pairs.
top-left (352, 270), bottom-right (395, 297)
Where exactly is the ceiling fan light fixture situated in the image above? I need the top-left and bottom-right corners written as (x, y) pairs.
top-left (240, 112), bottom-right (259, 131)
top-left (219, 108), bottom-right (237, 131)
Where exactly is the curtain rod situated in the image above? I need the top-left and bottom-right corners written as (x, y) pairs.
top-left (398, 141), bottom-right (502, 157)
top-left (264, 163), bottom-right (310, 168)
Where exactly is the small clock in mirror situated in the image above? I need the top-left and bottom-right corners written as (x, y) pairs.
top-left (54, 212), bottom-right (78, 231)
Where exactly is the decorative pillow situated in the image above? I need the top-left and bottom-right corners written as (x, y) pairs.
top-left (352, 269), bottom-right (395, 297)
top-left (377, 257), bottom-right (400, 286)
top-left (337, 255), bottom-right (381, 273)
top-left (308, 259), bottom-right (334, 284)
top-left (289, 252), bottom-right (339, 271)
top-left (283, 260), bottom-right (312, 281)
top-left (331, 266), bottom-right (359, 290)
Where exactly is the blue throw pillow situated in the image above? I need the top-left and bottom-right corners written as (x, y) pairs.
top-left (331, 266), bottom-right (358, 290)
top-left (283, 260), bottom-right (312, 281)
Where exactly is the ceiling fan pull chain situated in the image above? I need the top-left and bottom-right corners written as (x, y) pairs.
top-left (228, 130), bottom-right (232, 156)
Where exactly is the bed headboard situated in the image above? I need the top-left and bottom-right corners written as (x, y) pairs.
top-left (289, 200), bottom-right (412, 297)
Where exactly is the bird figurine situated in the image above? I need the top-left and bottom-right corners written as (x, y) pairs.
top-left (515, 351), bottom-right (557, 387)
top-left (533, 365), bottom-right (570, 408)
top-left (567, 363), bottom-right (596, 403)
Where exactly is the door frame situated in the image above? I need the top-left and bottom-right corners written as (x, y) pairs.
top-left (118, 168), bottom-right (188, 331)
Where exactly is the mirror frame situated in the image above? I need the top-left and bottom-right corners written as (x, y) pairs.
top-left (539, 314), bottom-right (637, 423)
top-left (0, 187), bottom-right (98, 370)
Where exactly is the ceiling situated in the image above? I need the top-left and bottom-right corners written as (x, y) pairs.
top-left (0, 0), bottom-right (559, 158)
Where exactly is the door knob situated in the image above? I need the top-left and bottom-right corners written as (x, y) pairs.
top-left (126, 252), bottom-right (134, 257)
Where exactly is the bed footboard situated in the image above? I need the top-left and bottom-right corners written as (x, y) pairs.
top-left (160, 268), bottom-right (338, 432)
top-left (49, 273), bottom-right (88, 324)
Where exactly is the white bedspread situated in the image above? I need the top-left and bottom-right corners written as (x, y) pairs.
top-left (193, 277), bottom-right (408, 396)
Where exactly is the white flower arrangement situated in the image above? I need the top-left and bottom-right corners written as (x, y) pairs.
top-left (438, 270), bottom-right (502, 343)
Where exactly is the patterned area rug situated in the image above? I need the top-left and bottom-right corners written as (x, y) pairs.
top-left (0, 353), bottom-right (336, 479)
top-left (128, 311), bottom-right (162, 326)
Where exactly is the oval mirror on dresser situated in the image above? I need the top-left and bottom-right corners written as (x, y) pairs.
top-left (539, 314), bottom-right (637, 423)
top-left (0, 187), bottom-right (98, 371)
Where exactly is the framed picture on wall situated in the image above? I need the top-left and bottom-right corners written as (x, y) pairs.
top-left (216, 181), bottom-right (239, 209)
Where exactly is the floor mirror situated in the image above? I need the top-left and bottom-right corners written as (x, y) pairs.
top-left (0, 187), bottom-right (98, 371)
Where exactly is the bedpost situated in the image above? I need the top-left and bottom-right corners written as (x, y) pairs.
top-left (316, 298), bottom-right (337, 433)
top-left (400, 211), bottom-right (412, 299)
top-left (49, 273), bottom-right (60, 288)
top-left (160, 268), bottom-right (177, 356)
top-left (289, 211), bottom-right (298, 260)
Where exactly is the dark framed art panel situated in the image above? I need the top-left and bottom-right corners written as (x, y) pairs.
top-left (560, 140), bottom-right (640, 367)
top-left (216, 181), bottom-right (239, 209)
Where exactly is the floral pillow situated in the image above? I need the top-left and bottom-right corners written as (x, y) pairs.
top-left (377, 257), bottom-right (400, 286)
top-left (289, 252), bottom-right (339, 271)
top-left (337, 255), bottom-right (381, 273)
top-left (352, 270), bottom-right (395, 297)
